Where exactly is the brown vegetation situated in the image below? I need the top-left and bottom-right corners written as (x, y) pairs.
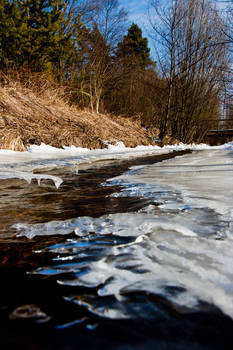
top-left (0, 79), bottom-right (158, 151)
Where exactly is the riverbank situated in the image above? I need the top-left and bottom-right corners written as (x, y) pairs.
top-left (0, 79), bottom-right (160, 152)
top-left (1, 146), bottom-right (233, 350)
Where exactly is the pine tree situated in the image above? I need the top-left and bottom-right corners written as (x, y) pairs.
top-left (0, 0), bottom-right (22, 69)
top-left (47, 0), bottom-right (83, 82)
top-left (111, 23), bottom-right (155, 117)
top-left (0, 0), bottom-right (80, 78)
top-left (14, 0), bottom-right (72, 73)
top-left (116, 23), bottom-right (152, 68)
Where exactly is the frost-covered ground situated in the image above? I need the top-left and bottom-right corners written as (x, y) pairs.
top-left (1, 142), bottom-right (233, 320)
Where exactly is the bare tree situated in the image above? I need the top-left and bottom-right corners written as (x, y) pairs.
top-left (92, 0), bottom-right (128, 48)
top-left (77, 0), bottom-right (128, 113)
top-left (219, 0), bottom-right (233, 126)
top-left (79, 26), bottom-right (113, 113)
top-left (149, 0), bottom-right (228, 142)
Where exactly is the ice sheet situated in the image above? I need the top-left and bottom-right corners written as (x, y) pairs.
top-left (13, 142), bottom-right (233, 319)
top-left (0, 142), bottom-right (169, 187)
top-left (107, 144), bottom-right (233, 219)
top-left (6, 142), bottom-right (233, 319)
top-left (17, 209), bottom-right (233, 318)
top-left (0, 141), bottom-right (227, 188)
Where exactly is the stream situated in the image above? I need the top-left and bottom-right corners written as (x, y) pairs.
top-left (0, 146), bottom-right (233, 349)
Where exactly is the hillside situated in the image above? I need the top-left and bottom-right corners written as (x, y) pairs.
top-left (0, 80), bottom-right (158, 152)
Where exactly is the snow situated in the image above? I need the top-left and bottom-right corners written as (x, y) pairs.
top-left (0, 141), bottom-right (230, 188)
top-left (107, 143), bottom-right (233, 218)
top-left (10, 141), bottom-right (233, 319)
top-left (0, 142), bottom-right (161, 187)
top-left (0, 142), bottom-right (170, 187)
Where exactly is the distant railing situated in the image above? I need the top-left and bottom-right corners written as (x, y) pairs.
top-left (207, 130), bottom-right (233, 137)
top-left (209, 118), bottom-right (233, 131)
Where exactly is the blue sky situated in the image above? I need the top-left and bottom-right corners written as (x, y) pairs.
top-left (118, 0), bottom-right (150, 32)
top-left (118, 0), bottom-right (153, 52)
top-left (119, 0), bottom-right (149, 22)
top-left (118, 0), bottom-right (228, 59)
top-left (119, 0), bottom-right (227, 22)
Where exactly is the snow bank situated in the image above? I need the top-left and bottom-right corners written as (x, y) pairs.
top-left (0, 141), bottom-right (232, 188)
top-left (10, 141), bottom-right (233, 319)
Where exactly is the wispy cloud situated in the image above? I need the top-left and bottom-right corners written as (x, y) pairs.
top-left (119, 0), bottom-right (149, 27)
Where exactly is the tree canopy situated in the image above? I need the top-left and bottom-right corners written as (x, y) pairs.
top-left (0, 0), bottom-right (231, 143)
top-left (116, 23), bottom-right (152, 68)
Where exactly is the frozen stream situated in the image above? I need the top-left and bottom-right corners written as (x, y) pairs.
top-left (0, 142), bottom-right (233, 349)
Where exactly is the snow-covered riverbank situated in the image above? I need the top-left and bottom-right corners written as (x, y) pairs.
top-left (4, 141), bottom-right (233, 320)
top-left (0, 141), bottom-right (228, 186)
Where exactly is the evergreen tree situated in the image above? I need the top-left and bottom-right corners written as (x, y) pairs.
top-left (0, 0), bottom-right (80, 78)
top-left (0, 0), bottom-right (22, 69)
top-left (110, 23), bottom-right (155, 118)
top-left (15, 0), bottom-right (54, 71)
top-left (116, 23), bottom-right (152, 68)
top-left (14, 0), bottom-right (75, 73)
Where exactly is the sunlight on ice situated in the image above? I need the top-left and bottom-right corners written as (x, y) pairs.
top-left (0, 170), bottom-right (63, 188)
top-left (7, 141), bottom-right (233, 319)
top-left (0, 141), bottom-right (169, 187)
top-left (0, 140), bottom-right (221, 187)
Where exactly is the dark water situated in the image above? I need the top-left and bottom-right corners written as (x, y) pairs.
top-left (0, 150), bottom-right (233, 349)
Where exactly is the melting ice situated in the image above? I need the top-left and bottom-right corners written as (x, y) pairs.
top-left (0, 142), bottom-right (171, 188)
top-left (8, 142), bottom-right (233, 319)
top-left (0, 141), bottom-right (214, 188)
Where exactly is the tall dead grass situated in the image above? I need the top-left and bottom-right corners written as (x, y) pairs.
top-left (0, 74), bottom-right (157, 151)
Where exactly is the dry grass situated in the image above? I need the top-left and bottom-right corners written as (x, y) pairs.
top-left (0, 77), bottom-right (157, 151)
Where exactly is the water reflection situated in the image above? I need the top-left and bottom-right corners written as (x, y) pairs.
top-left (19, 203), bottom-right (229, 322)
top-left (9, 304), bottom-right (51, 323)
top-left (1, 150), bottom-right (233, 350)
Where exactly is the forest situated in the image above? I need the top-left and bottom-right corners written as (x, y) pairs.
top-left (0, 0), bottom-right (232, 144)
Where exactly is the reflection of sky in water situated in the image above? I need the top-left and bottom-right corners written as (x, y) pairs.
top-left (16, 145), bottom-right (233, 321)
top-left (1, 142), bottom-right (233, 321)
